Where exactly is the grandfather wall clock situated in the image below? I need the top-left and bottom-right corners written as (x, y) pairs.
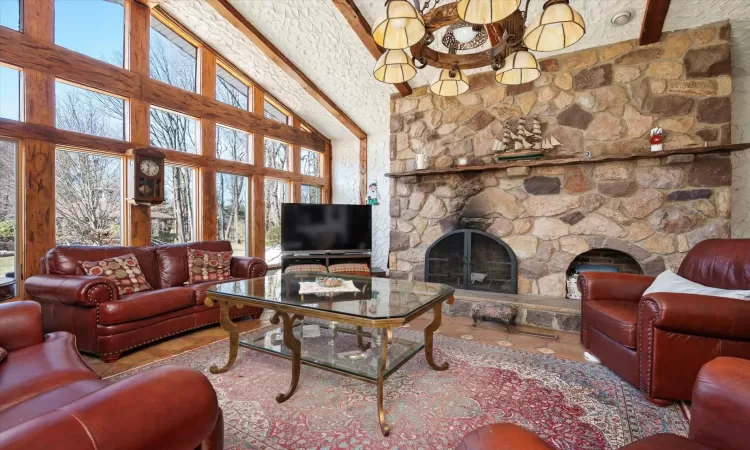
top-left (127, 148), bottom-right (165, 205)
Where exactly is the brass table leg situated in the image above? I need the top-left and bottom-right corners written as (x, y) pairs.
top-left (425, 299), bottom-right (451, 371)
top-left (271, 312), bottom-right (303, 403)
top-left (207, 299), bottom-right (243, 374)
top-left (356, 326), bottom-right (371, 351)
top-left (377, 327), bottom-right (391, 436)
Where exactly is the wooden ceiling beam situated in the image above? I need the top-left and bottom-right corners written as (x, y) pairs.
top-left (639, 0), bottom-right (672, 45)
top-left (332, 0), bottom-right (412, 97)
top-left (205, 0), bottom-right (367, 139)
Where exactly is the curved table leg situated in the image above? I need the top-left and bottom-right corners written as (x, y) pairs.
top-left (425, 300), bottom-right (450, 371)
top-left (271, 312), bottom-right (303, 403)
top-left (356, 326), bottom-right (371, 351)
top-left (208, 299), bottom-right (241, 374)
top-left (377, 327), bottom-right (391, 436)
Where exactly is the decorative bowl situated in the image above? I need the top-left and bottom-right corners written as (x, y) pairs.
top-left (316, 276), bottom-right (344, 288)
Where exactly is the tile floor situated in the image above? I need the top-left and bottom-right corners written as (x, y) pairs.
top-left (82, 310), bottom-right (586, 378)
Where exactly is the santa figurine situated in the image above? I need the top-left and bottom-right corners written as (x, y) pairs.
top-left (650, 127), bottom-right (664, 152)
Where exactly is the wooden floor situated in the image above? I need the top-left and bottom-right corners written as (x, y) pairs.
top-left (82, 310), bottom-right (587, 377)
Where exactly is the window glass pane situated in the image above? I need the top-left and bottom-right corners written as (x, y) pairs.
top-left (300, 149), bottom-right (321, 177)
top-left (150, 107), bottom-right (197, 153)
top-left (55, 0), bottom-right (125, 67)
top-left (150, 17), bottom-right (197, 92)
top-left (264, 179), bottom-right (288, 264)
top-left (56, 81), bottom-right (126, 140)
top-left (301, 185), bottom-right (321, 204)
top-left (152, 166), bottom-right (195, 244)
top-left (217, 173), bottom-right (247, 257)
top-left (0, 65), bottom-right (21, 121)
top-left (0, 0), bottom-right (20, 31)
top-left (264, 138), bottom-right (289, 171)
top-left (0, 140), bottom-right (17, 299)
top-left (264, 100), bottom-right (290, 125)
top-left (216, 65), bottom-right (249, 110)
top-left (55, 150), bottom-right (122, 246)
top-left (216, 125), bottom-right (251, 163)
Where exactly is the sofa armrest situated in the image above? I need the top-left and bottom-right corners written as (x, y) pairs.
top-left (640, 292), bottom-right (750, 340)
top-left (578, 272), bottom-right (655, 303)
top-left (231, 256), bottom-right (268, 279)
top-left (25, 274), bottom-right (119, 307)
top-left (0, 366), bottom-right (221, 450)
top-left (0, 301), bottom-right (44, 352)
top-left (456, 423), bottom-right (554, 450)
top-left (689, 357), bottom-right (750, 450)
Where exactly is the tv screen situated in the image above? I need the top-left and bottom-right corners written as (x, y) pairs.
top-left (281, 204), bottom-right (372, 252)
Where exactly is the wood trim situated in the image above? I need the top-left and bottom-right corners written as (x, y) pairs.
top-left (251, 176), bottom-right (265, 258)
top-left (292, 117), bottom-right (302, 202)
top-left (640, 0), bottom-right (672, 45)
top-left (200, 48), bottom-right (218, 240)
top-left (324, 141), bottom-right (332, 203)
top-left (204, 0), bottom-right (367, 139)
top-left (331, 0), bottom-right (412, 97)
top-left (359, 137), bottom-right (367, 204)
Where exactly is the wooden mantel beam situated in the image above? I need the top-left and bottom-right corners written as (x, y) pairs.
top-left (332, 0), bottom-right (413, 97)
top-left (639, 0), bottom-right (672, 45)
top-left (204, 0), bottom-right (367, 139)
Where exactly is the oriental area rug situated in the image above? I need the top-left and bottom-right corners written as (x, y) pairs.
top-left (109, 328), bottom-right (688, 449)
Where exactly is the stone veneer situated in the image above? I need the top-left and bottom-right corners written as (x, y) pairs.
top-left (388, 21), bottom-right (734, 297)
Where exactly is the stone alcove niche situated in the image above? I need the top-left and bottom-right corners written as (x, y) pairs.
top-left (565, 248), bottom-right (644, 299)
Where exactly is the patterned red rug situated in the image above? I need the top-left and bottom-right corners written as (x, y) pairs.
top-left (110, 327), bottom-right (688, 449)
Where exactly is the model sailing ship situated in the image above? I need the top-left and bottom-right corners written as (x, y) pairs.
top-left (492, 116), bottom-right (560, 161)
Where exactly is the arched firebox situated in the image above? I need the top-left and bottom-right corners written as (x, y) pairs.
top-left (565, 248), bottom-right (643, 299)
top-left (425, 230), bottom-right (517, 294)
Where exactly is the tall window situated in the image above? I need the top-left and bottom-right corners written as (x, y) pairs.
top-left (216, 125), bottom-right (251, 163)
top-left (152, 166), bottom-right (195, 244)
top-left (264, 179), bottom-right (288, 264)
top-left (264, 138), bottom-right (289, 171)
top-left (55, 0), bottom-right (125, 67)
top-left (0, 64), bottom-right (21, 121)
top-left (300, 148), bottom-right (321, 177)
top-left (0, 0), bottom-right (20, 31)
top-left (150, 106), bottom-right (198, 153)
top-left (264, 100), bottom-right (290, 125)
top-left (55, 150), bottom-right (122, 246)
top-left (0, 140), bottom-right (17, 299)
top-left (217, 173), bottom-right (248, 256)
top-left (55, 81), bottom-right (126, 140)
top-left (150, 17), bottom-right (197, 92)
top-left (301, 185), bottom-right (321, 204)
top-left (216, 65), bottom-right (249, 110)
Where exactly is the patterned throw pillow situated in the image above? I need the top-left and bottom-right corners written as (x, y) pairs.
top-left (284, 264), bottom-right (328, 273)
top-left (187, 248), bottom-right (232, 284)
top-left (81, 254), bottom-right (153, 296)
top-left (328, 263), bottom-right (371, 275)
top-left (0, 346), bottom-right (6, 364)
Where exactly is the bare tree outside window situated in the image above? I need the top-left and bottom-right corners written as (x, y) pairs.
top-left (217, 125), bottom-right (251, 163)
top-left (152, 166), bottom-right (195, 244)
top-left (55, 81), bottom-right (125, 140)
top-left (301, 185), bottom-right (321, 204)
top-left (216, 65), bottom-right (249, 110)
top-left (217, 173), bottom-right (247, 256)
top-left (264, 138), bottom-right (289, 171)
top-left (264, 100), bottom-right (290, 125)
top-left (150, 17), bottom-right (197, 92)
top-left (264, 179), bottom-right (288, 264)
top-left (150, 107), bottom-right (197, 153)
top-left (300, 148), bottom-right (321, 177)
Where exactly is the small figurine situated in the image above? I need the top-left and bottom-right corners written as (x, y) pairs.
top-left (366, 182), bottom-right (381, 205)
top-left (650, 127), bottom-right (664, 152)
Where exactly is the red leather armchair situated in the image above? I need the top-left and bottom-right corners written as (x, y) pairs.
top-left (0, 301), bottom-right (224, 450)
top-left (25, 240), bottom-right (267, 362)
top-left (578, 239), bottom-right (750, 404)
top-left (456, 357), bottom-right (750, 450)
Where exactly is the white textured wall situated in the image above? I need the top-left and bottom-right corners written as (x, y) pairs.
top-left (367, 134), bottom-right (391, 269)
top-left (331, 137), bottom-right (360, 205)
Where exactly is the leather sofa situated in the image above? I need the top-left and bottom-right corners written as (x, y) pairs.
top-left (456, 357), bottom-right (750, 450)
top-left (0, 301), bottom-right (224, 450)
top-left (25, 240), bottom-right (267, 362)
top-left (578, 239), bottom-right (750, 404)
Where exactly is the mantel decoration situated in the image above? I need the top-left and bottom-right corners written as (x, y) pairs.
top-left (492, 116), bottom-right (560, 161)
top-left (372, 0), bottom-right (586, 96)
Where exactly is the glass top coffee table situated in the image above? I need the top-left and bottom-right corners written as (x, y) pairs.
top-left (205, 272), bottom-right (455, 436)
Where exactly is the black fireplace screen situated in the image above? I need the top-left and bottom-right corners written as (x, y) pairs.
top-left (425, 229), bottom-right (517, 294)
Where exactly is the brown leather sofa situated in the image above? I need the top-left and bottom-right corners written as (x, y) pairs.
top-left (578, 238), bottom-right (750, 405)
top-left (0, 301), bottom-right (224, 450)
top-left (456, 357), bottom-right (750, 450)
top-left (25, 240), bottom-right (267, 362)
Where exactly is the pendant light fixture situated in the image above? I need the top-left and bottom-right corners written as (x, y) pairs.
top-left (456, 0), bottom-right (522, 25)
top-left (373, 49), bottom-right (417, 84)
top-left (523, 0), bottom-right (586, 51)
top-left (430, 68), bottom-right (470, 97)
top-left (495, 50), bottom-right (541, 85)
top-left (372, 0), bottom-right (426, 50)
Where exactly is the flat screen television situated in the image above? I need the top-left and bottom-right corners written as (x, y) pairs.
top-left (281, 204), bottom-right (372, 253)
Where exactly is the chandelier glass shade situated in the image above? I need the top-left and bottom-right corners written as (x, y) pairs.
top-left (430, 68), bottom-right (470, 97)
top-left (523, 0), bottom-right (586, 51)
top-left (495, 50), bottom-right (540, 85)
top-left (456, 0), bottom-right (522, 25)
top-left (372, 0), bottom-right (426, 49)
top-left (373, 49), bottom-right (418, 84)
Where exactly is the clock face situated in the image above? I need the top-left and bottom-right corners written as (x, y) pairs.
top-left (140, 159), bottom-right (160, 177)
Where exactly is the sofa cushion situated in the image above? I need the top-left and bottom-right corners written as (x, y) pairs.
top-left (187, 249), bottom-right (232, 284)
top-left (328, 263), bottom-right (370, 276)
top-left (0, 332), bottom-right (98, 413)
top-left (155, 241), bottom-right (233, 288)
top-left (45, 246), bottom-right (160, 289)
top-left (285, 264), bottom-right (328, 273)
top-left (584, 300), bottom-right (638, 348)
top-left (97, 287), bottom-right (195, 325)
top-left (81, 254), bottom-right (153, 296)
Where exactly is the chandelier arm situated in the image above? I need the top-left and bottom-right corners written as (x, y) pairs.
top-left (523, 0), bottom-right (532, 19)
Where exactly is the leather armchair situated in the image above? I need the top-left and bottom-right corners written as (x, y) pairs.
top-left (456, 357), bottom-right (750, 450)
top-left (578, 239), bottom-right (750, 404)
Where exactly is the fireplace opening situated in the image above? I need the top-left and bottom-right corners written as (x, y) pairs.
top-left (425, 229), bottom-right (517, 294)
top-left (565, 249), bottom-right (643, 299)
